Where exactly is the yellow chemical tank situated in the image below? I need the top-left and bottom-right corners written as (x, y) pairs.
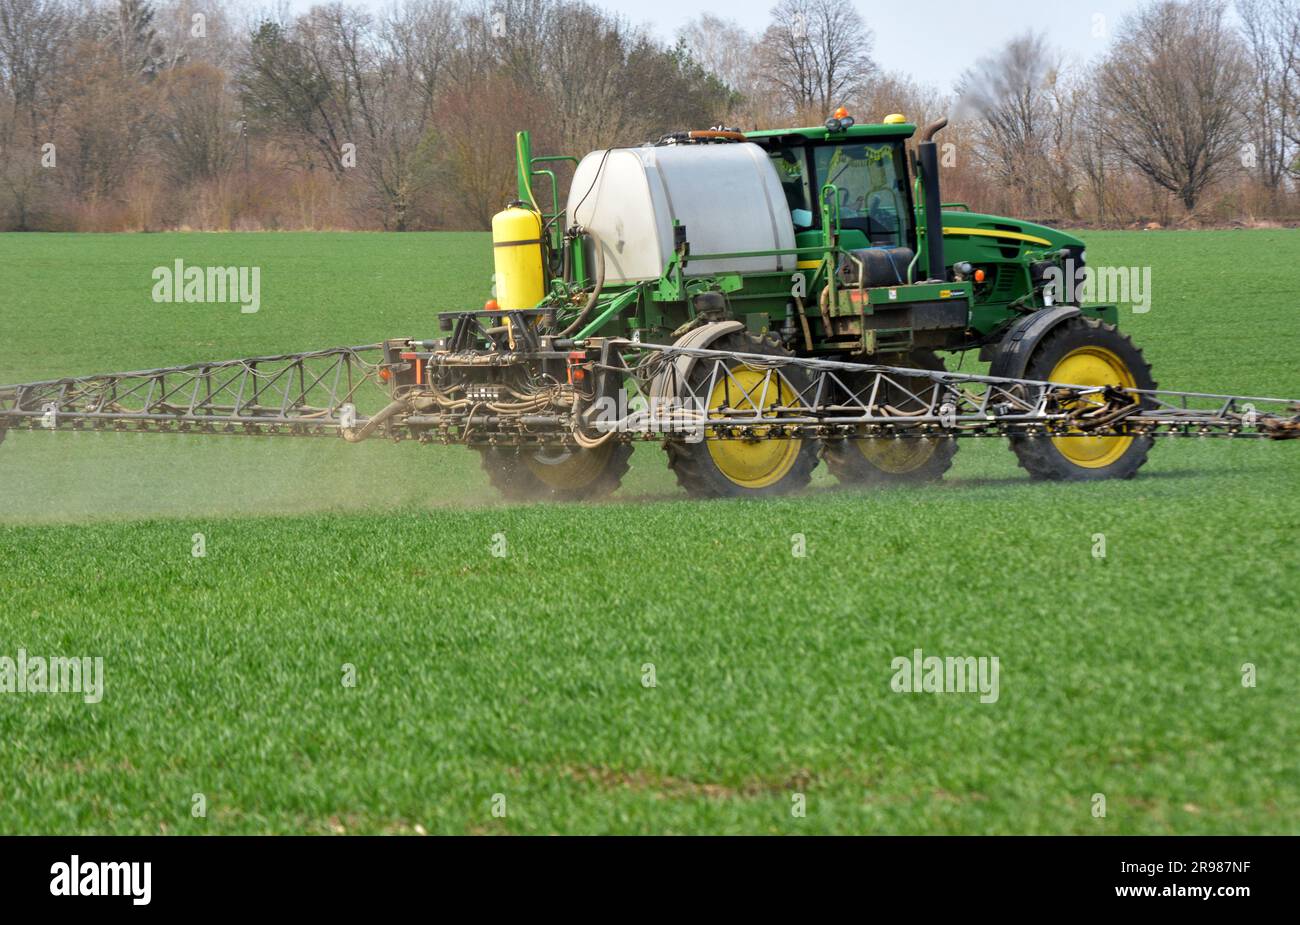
top-left (490, 203), bottom-right (545, 310)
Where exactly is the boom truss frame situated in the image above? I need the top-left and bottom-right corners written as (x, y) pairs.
top-left (2, 339), bottom-right (1297, 445)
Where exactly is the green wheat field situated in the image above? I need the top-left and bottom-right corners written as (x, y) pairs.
top-left (0, 230), bottom-right (1297, 834)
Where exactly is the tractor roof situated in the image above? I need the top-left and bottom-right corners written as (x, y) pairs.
top-left (745, 122), bottom-right (917, 143)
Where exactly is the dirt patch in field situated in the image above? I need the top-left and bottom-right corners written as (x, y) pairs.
top-left (555, 765), bottom-right (997, 809)
top-left (558, 764), bottom-right (817, 800)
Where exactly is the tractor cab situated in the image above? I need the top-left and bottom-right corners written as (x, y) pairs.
top-left (747, 115), bottom-right (918, 256)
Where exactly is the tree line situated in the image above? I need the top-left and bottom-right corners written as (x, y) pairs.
top-left (0, 0), bottom-right (1296, 232)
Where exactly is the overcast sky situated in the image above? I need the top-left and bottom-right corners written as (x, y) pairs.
top-left (283, 0), bottom-right (1155, 93)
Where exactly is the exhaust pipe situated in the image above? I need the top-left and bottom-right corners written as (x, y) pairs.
top-left (918, 118), bottom-right (949, 282)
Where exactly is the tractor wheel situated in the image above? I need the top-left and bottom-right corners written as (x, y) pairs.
top-left (1009, 316), bottom-right (1156, 480)
top-left (663, 331), bottom-right (820, 498)
top-left (822, 349), bottom-right (958, 485)
top-left (477, 442), bottom-right (632, 502)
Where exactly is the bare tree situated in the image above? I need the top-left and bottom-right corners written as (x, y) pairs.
top-left (239, 13), bottom-right (347, 175)
top-left (677, 14), bottom-right (756, 98)
top-left (0, 0), bottom-right (71, 227)
top-left (238, 3), bottom-right (383, 178)
top-left (154, 0), bottom-right (241, 71)
top-left (538, 1), bottom-right (636, 151)
top-left (109, 0), bottom-right (167, 78)
top-left (155, 60), bottom-right (236, 184)
top-left (1238, 0), bottom-right (1299, 188)
top-left (1283, 3), bottom-right (1300, 181)
top-left (436, 69), bottom-right (551, 226)
top-left (0, 0), bottom-right (70, 119)
top-left (1095, 0), bottom-right (1249, 212)
top-left (55, 36), bottom-right (153, 199)
top-left (239, 3), bottom-right (452, 229)
top-left (382, 0), bottom-right (457, 118)
top-left (757, 0), bottom-right (875, 118)
top-left (1072, 75), bottom-right (1129, 223)
top-left (458, 0), bottom-right (553, 92)
top-left (1041, 67), bottom-right (1084, 219)
top-left (955, 32), bottom-right (1059, 215)
top-left (856, 71), bottom-right (942, 127)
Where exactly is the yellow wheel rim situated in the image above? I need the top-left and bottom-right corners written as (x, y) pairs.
top-left (524, 443), bottom-right (613, 490)
top-left (851, 363), bottom-right (941, 474)
top-left (705, 367), bottom-right (801, 489)
top-left (856, 437), bottom-right (938, 474)
top-left (1049, 346), bottom-right (1136, 468)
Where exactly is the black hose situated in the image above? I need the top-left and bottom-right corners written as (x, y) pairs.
top-left (559, 227), bottom-right (605, 338)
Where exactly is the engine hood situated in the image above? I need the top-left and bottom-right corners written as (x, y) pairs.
top-left (940, 211), bottom-right (1084, 253)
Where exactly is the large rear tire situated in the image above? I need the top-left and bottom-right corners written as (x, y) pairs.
top-left (663, 331), bottom-right (820, 498)
top-left (477, 442), bottom-right (632, 501)
top-left (1009, 316), bottom-right (1156, 480)
top-left (822, 349), bottom-right (958, 485)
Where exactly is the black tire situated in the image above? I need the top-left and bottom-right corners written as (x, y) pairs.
top-left (822, 349), bottom-right (958, 485)
top-left (663, 331), bottom-right (820, 499)
top-left (1009, 316), bottom-right (1156, 481)
top-left (477, 442), bottom-right (632, 501)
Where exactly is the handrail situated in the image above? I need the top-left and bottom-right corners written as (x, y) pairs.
top-left (683, 245), bottom-right (836, 262)
top-left (530, 168), bottom-right (560, 222)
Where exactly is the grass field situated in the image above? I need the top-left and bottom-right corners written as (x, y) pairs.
top-left (1, 230), bottom-right (1298, 834)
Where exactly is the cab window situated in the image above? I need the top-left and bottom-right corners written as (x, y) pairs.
top-left (814, 142), bottom-right (910, 245)
top-left (769, 147), bottom-right (814, 229)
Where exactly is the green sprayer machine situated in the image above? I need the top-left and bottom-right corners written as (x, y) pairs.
top-left (3, 112), bottom-right (1297, 499)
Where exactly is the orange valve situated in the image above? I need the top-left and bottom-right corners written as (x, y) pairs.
top-left (974, 269), bottom-right (986, 283)
top-left (567, 351), bottom-right (588, 384)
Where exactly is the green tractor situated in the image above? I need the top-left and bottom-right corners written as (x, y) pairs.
top-left (3, 112), bottom-right (1294, 498)
top-left (468, 111), bottom-right (1155, 498)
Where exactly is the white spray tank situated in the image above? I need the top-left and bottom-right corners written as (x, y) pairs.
top-left (566, 142), bottom-right (797, 284)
